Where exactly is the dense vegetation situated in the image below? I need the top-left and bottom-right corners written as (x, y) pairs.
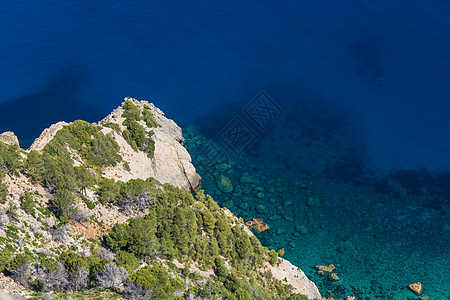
top-left (0, 101), bottom-right (312, 300)
top-left (121, 100), bottom-right (158, 157)
top-left (0, 142), bottom-right (22, 204)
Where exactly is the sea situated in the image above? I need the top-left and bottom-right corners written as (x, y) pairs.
top-left (0, 1), bottom-right (449, 298)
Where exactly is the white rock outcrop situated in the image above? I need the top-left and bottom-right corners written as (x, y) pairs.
top-left (272, 258), bottom-right (321, 299)
top-left (26, 98), bottom-right (201, 191)
top-left (28, 121), bottom-right (69, 152)
top-left (98, 98), bottom-right (201, 190)
top-left (0, 131), bottom-right (19, 147)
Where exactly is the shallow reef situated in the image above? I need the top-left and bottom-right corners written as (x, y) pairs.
top-left (184, 125), bottom-right (450, 300)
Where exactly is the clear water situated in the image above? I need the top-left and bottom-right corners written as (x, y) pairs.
top-left (1, 1), bottom-right (449, 298)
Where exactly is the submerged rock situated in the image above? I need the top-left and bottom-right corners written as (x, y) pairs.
top-left (306, 197), bottom-right (321, 207)
top-left (295, 225), bottom-right (308, 235)
top-left (408, 282), bottom-right (423, 296)
top-left (256, 204), bottom-right (268, 214)
top-left (217, 175), bottom-right (233, 193)
top-left (315, 264), bottom-right (336, 276)
top-left (245, 218), bottom-right (270, 233)
top-left (328, 272), bottom-right (340, 282)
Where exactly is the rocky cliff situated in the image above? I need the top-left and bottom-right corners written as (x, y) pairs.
top-left (0, 98), bottom-right (320, 299)
top-left (28, 98), bottom-right (201, 191)
top-left (97, 98), bottom-right (201, 191)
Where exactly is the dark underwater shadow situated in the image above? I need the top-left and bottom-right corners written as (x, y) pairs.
top-left (0, 65), bottom-right (103, 148)
top-left (349, 29), bottom-right (385, 86)
top-left (192, 86), bottom-right (373, 184)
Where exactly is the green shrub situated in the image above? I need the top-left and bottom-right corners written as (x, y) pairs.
top-left (0, 182), bottom-right (7, 204)
top-left (126, 266), bottom-right (181, 300)
top-left (0, 142), bottom-right (22, 177)
top-left (103, 122), bottom-right (121, 133)
top-left (20, 191), bottom-right (35, 215)
top-left (0, 249), bottom-right (12, 272)
top-left (268, 249), bottom-right (279, 265)
top-left (142, 106), bottom-right (160, 128)
top-left (115, 250), bottom-right (139, 272)
top-left (8, 253), bottom-right (32, 271)
top-left (122, 100), bottom-right (141, 121)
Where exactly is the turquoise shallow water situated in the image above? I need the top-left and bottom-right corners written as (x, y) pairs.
top-left (184, 126), bottom-right (450, 299)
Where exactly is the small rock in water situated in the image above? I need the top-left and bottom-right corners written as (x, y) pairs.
top-left (306, 197), bottom-right (321, 207)
top-left (328, 272), bottom-right (340, 282)
top-left (345, 297), bottom-right (355, 300)
top-left (217, 175), bottom-right (233, 193)
top-left (336, 246), bottom-right (346, 254)
top-left (408, 282), bottom-right (423, 296)
top-left (277, 248), bottom-right (285, 256)
top-left (256, 205), bottom-right (268, 214)
top-left (315, 264), bottom-right (336, 276)
top-left (294, 225), bottom-right (307, 235)
top-left (245, 218), bottom-right (269, 233)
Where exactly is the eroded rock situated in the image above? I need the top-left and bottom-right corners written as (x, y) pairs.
top-left (0, 131), bottom-right (19, 146)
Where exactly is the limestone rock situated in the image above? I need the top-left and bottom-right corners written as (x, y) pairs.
top-left (28, 121), bottom-right (69, 151)
top-left (0, 131), bottom-right (19, 146)
top-left (408, 282), bottom-right (423, 296)
top-left (328, 272), bottom-right (340, 282)
top-left (99, 98), bottom-right (201, 191)
top-left (315, 264), bottom-right (336, 276)
top-left (345, 297), bottom-right (355, 300)
top-left (245, 218), bottom-right (269, 233)
top-left (26, 98), bottom-right (201, 191)
top-left (271, 258), bottom-right (322, 299)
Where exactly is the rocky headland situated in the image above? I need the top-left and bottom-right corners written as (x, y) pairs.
top-left (0, 98), bottom-right (320, 299)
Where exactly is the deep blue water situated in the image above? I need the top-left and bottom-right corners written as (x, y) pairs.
top-left (1, 0), bottom-right (450, 172)
top-left (1, 1), bottom-right (450, 297)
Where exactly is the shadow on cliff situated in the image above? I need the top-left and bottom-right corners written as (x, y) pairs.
top-left (0, 65), bottom-right (103, 148)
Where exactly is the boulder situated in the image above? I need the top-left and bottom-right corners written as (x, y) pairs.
top-left (328, 273), bottom-right (340, 282)
top-left (315, 264), bottom-right (336, 276)
top-left (408, 282), bottom-right (423, 296)
top-left (245, 218), bottom-right (269, 233)
top-left (217, 175), bottom-right (233, 193)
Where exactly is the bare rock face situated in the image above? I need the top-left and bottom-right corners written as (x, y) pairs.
top-left (25, 98), bottom-right (201, 191)
top-left (0, 131), bottom-right (19, 146)
top-left (98, 98), bottom-right (201, 191)
top-left (28, 121), bottom-right (69, 151)
top-left (271, 259), bottom-right (322, 299)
